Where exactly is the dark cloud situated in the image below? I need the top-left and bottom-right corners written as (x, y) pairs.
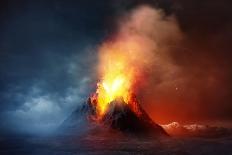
top-left (0, 0), bottom-right (111, 133)
top-left (169, 0), bottom-right (232, 120)
top-left (139, 0), bottom-right (232, 123)
top-left (107, 0), bottom-right (232, 123)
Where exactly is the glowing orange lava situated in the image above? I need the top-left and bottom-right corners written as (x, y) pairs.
top-left (93, 36), bottom-right (145, 116)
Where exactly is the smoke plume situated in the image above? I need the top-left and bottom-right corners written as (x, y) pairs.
top-left (98, 5), bottom-right (182, 95)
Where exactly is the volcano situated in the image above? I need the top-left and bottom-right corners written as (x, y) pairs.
top-left (62, 96), bottom-right (168, 137)
top-left (101, 97), bottom-right (167, 136)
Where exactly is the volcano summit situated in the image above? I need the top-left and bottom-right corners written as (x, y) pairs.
top-left (62, 96), bottom-right (168, 137)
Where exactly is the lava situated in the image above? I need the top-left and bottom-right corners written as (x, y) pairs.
top-left (93, 37), bottom-right (145, 116)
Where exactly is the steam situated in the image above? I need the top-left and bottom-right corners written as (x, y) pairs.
top-left (112, 5), bottom-right (232, 124)
top-left (98, 5), bottom-right (183, 99)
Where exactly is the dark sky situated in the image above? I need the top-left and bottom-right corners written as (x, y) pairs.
top-left (148, 0), bottom-right (232, 124)
top-left (0, 0), bottom-right (232, 134)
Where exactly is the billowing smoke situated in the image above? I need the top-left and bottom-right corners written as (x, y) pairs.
top-left (97, 5), bottom-right (184, 123)
top-left (98, 5), bottom-right (183, 95)
top-left (104, 1), bottom-right (231, 123)
top-left (112, 2), bottom-right (232, 125)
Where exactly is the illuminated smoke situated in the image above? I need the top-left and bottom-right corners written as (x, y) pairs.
top-left (95, 5), bottom-right (183, 115)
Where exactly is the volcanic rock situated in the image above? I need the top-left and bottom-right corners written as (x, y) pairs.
top-left (101, 97), bottom-right (168, 136)
top-left (59, 98), bottom-right (96, 134)
top-left (61, 97), bottom-right (168, 137)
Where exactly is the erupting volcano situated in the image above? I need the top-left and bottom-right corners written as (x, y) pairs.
top-left (88, 95), bottom-right (167, 135)
top-left (61, 6), bottom-right (175, 136)
top-left (85, 27), bottom-right (166, 135)
top-left (63, 23), bottom-right (168, 136)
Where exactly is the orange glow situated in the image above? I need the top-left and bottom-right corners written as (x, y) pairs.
top-left (90, 6), bottom-right (157, 116)
top-left (90, 31), bottom-right (154, 116)
top-left (96, 75), bottom-right (131, 114)
top-left (95, 38), bottom-right (139, 115)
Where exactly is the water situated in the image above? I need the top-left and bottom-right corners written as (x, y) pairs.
top-left (1, 130), bottom-right (232, 155)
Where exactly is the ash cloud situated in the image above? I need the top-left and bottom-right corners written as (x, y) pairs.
top-left (110, 0), bottom-right (232, 124)
top-left (148, 0), bottom-right (232, 124)
top-left (108, 4), bottom-right (185, 122)
top-left (100, 5), bottom-right (183, 94)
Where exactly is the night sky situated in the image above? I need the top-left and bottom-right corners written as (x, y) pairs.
top-left (0, 0), bottom-right (232, 134)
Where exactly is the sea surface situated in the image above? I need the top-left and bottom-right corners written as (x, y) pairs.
top-left (1, 130), bottom-right (232, 155)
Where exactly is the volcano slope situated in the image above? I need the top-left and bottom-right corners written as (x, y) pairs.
top-left (61, 97), bottom-right (168, 137)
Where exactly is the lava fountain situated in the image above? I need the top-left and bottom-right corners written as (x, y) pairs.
top-left (94, 36), bottom-right (146, 116)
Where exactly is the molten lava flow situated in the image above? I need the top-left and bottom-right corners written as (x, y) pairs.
top-left (97, 75), bottom-right (130, 113)
top-left (92, 37), bottom-right (145, 116)
top-left (90, 6), bottom-right (157, 116)
top-left (95, 51), bottom-right (133, 115)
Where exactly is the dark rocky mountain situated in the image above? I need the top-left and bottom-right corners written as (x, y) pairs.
top-left (101, 97), bottom-right (167, 136)
top-left (59, 99), bottom-right (95, 135)
top-left (61, 96), bottom-right (168, 137)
